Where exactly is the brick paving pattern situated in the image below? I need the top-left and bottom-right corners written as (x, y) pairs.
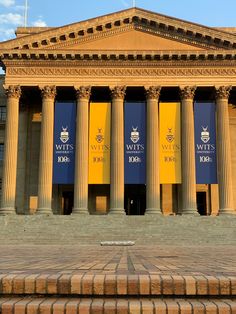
top-left (0, 216), bottom-right (235, 312)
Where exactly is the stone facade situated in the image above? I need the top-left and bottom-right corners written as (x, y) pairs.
top-left (0, 7), bottom-right (236, 215)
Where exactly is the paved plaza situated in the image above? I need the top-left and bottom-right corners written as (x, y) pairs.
top-left (0, 215), bottom-right (235, 313)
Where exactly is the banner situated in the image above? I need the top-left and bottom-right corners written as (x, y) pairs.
top-left (194, 102), bottom-right (217, 184)
top-left (124, 102), bottom-right (146, 184)
top-left (53, 102), bottom-right (76, 184)
top-left (159, 102), bottom-right (181, 184)
top-left (89, 102), bottom-right (111, 184)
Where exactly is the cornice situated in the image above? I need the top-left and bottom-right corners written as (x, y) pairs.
top-left (0, 8), bottom-right (236, 51)
top-left (1, 49), bottom-right (236, 65)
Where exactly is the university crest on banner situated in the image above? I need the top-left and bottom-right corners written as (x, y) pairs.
top-left (166, 128), bottom-right (174, 143)
top-left (60, 126), bottom-right (69, 143)
top-left (201, 126), bottom-right (210, 143)
top-left (130, 126), bottom-right (139, 143)
top-left (95, 128), bottom-right (104, 143)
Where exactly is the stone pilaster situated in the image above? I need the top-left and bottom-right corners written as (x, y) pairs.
top-left (180, 86), bottom-right (198, 215)
top-left (0, 85), bottom-right (21, 215)
top-left (145, 86), bottom-right (162, 214)
top-left (37, 86), bottom-right (56, 214)
top-left (216, 86), bottom-right (235, 214)
top-left (73, 86), bottom-right (91, 214)
top-left (109, 86), bottom-right (126, 214)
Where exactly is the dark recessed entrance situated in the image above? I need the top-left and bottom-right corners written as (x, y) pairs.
top-left (63, 191), bottom-right (73, 215)
top-left (197, 192), bottom-right (207, 215)
top-left (124, 185), bottom-right (146, 215)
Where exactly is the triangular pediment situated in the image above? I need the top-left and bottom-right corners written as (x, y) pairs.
top-left (0, 7), bottom-right (236, 52)
top-left (63, 28), bottom-right (204, 51)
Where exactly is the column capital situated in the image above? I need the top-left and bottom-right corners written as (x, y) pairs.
top-left (4, 85), bottom-right (21, 99)
top-left (110, 86), bottom-right (126, 100)
top-left (145, 86), bottom-right (161, 100)
top-left (40, 86), bottom-right (56, 100)
top-left (215, 86), bottom-right (232, 100)
top-left (180, 86), bottom-right (196, 100)
top-left (75, 86), bottom-right (91, 100)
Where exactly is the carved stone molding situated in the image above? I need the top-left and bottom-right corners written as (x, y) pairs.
top-left (180, 86), bottom-right (197, 100)
top-left (145, 86), bottom-right (161, 100)
top-left (5, 85), bottom-right (21, 99)
top-left (110, 86), bottom-right (126, 100)
top-left (40, 86), bottom-right (56, 99)
top-left (7, 67), bottom-right (236, 77)
top-left (75, 86), bottom-right (91, 100)
top-left (215, 86), bottom-right (232, 100)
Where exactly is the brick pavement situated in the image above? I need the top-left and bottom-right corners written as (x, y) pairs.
top-left (0, 216), bottom-right (236, 312)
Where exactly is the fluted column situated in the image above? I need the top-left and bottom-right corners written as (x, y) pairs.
top-left (0, 86), bottom-right (21, 215)
top-left (73, 86), bottom-right (91, 214)
top-left (145, 86), bottom-right (162, 214)
top-left (180, 86), bottom-right (198, 215)
top-left (216, 86), bottom-right (235, 214)
top-left (109, 86), bottom-right (126, 214)
top-left (37, 86), bottom-right (56, 214)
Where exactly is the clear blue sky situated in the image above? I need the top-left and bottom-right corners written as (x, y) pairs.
top-left (0, 0), bottom-right (236, 42)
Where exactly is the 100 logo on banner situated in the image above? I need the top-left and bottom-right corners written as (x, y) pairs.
top-left (199, 156), bottom-right (213, 163)
top-left (129, 156), bottom-right (141, 163)
top-left (57, 156), bottom-right (70, 163)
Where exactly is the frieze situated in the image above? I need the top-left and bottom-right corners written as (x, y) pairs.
top-left (6, 67), bottom-right (236, 77)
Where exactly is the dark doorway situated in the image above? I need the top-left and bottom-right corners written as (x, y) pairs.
top-left (124, 185), bottom-right (146, 215)
top-left (197, 192), bottom-right (207, 215)
top-left (63, 191), bottom-right (73, 215)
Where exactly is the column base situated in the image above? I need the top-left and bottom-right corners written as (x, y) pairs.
top-left (181, 208), bottom-right (200, 216)
top-left (36, 208), bottom-right (53, 215)
top-left (145, 208), bottom-right (162, 215)
top-left (219, 208), bottom-right (236, 215)
top-left (109, 208), bottom-right (125, 215)
top-left (0, 207), bottom-right (16, 215)
top-left (72, 208), bottom-right (89, 215)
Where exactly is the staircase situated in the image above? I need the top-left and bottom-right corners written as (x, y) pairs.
top-left (0, 215), bottom-right (235, 313)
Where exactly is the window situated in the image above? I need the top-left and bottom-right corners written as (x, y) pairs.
top-left (0, 144), bottom-right (4, 161)
top-left (0, 107), bottom-right (6, 121)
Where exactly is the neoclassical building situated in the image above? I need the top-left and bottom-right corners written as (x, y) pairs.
top-left (0, 7), bottom-right (236, 216)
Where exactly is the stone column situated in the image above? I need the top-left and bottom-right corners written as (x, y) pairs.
top-left (73, 86), bottom-right (91, 214)
top-left (180, 86), bottom-right (198, 215)
top-left (0, 86), bottom-right (21, 215)
top-left (109, 86), bottom-right (126, 214)
top-left (145, 86), bottom-right (162, 214)
top-left (16, 103), bottom-right (28, 214)
top-left (216, 86), bottom-right (235, 214)
top-left (37, 86), bottom-right (56, 214)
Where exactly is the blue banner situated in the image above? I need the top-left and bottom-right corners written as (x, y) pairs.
top-left (53, 102), bottom-right (76, 184)
top-left (124, 102), bottom-right (146, 184)
top-left (194, 102), bottom-right (217, 184)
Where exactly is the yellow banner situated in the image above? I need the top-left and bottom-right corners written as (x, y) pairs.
top-left (89, 102), bottom-right (111, 184)
top-left (159, 102), bottom-right (181, 184)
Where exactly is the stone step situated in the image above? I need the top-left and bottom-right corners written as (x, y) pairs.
top-left (0, 215), bottom-right (236, 245)
top-left (0, 297), bottom-right (235, 313)
top-left (1, 273), bottom-right (235, 297)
